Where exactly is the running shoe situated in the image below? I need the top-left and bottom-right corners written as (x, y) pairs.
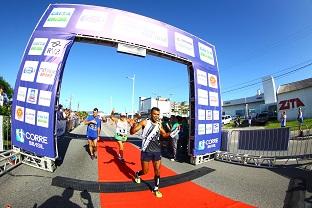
top-left (90, 155), bottom-right (94, 160)
top-left (153, 189), bottom-right (163, 198)
top-left (134, 171), bottom-right (141, 184)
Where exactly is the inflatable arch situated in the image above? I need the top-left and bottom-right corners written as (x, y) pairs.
top-left (11, 4), bottom-right (221, 165)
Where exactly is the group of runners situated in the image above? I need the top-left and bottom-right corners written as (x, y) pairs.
top-left (84, 107), bottom-right (180, 198)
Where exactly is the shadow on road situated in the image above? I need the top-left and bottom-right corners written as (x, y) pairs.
top-left (269, 165), bottom-right (312, 208)
top-left (102, 144), bottom-right (136, 180)
top-left (32, 188), bottom-right (94, 208)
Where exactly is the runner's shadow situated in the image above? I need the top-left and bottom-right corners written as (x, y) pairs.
top-left (103, 146), bottom-right (136, 179)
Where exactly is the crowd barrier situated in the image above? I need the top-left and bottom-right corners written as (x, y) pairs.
top-left (216, 127), bottom-right (312, 167)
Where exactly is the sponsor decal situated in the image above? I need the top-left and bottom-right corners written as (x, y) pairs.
top-left (76, 9), bottom-right (108, 31)
top-left (28, 38), bottom-right (48, 56)
top-left (213, 123), bottom-right (219, 133)
top-left (213, 110), bottom-right (219, 120)
top-left (26, 88), bottom-right (38, 104)
top-left (36, 62), bottom-right (58, 85)
top-left (43, 7), bottom-right (75, 28)
top-left (174, 32), bottom-right (195, 57)
top-left (196, 69), bottom-right (207, 86)
top-left (198, 139), bottom-right (205, 150)
top-left (198, 138), bottom-right (219, 150)
top-left (206, 124), bottom-right (212, 134)
top-left (44, 39), bottom-right (69, 57)
top-left (206, 110), bottom-right (212, 120)
top-left (38, 90), bottom-right (52, 107)
top-left (112, 15), bottom-right (168, 47)
top-left (209, 91), bottom-right (219, 107)
top-left (208, 73), bottom-right (218, 89)
top-left (25, 108), bottom-right (36, 125)
top-left (198, 124), bottom-right (206, 135)
top-left (17, 87), bottom-right (27, 102)
top-left (37, 111), bottom-right (49, 128)
top-left (16, 129), bottom-right (25, 143)
top-left (198, 109), bottom-right (206, 120)
top-left (15, 128), bottom-right (47, 149)
top-left (15, 106), bottom-right (24, 122)
top-left (198, 42), bottom-right (215, 65)
top-left (198, 89), bottom-right (208, 106)
top-left (279, 98), bottom-right (305, 110)
top-left (20, 61), bottom-right (39, 82)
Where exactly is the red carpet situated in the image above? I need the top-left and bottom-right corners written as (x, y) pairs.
top-left (97, 140), bottom-right (255, 208)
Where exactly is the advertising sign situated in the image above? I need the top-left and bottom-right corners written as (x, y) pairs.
top-left (12, 4), bottom-right (220, 158)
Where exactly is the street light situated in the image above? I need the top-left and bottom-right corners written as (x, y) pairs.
top-left (126, 74), bottom-right (135, 118)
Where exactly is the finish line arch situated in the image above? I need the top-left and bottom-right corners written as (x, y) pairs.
top-left (11, 4), bottom-right (221, 166)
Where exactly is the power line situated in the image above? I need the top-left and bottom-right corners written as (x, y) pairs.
top-left (221, 61), bottom-right (312, 94)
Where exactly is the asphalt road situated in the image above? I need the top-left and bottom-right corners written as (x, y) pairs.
top-left (0, 122), bottom-right (311, 208)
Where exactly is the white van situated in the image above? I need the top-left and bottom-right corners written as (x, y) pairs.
top-left (222, 115), bottom-right (232, 125)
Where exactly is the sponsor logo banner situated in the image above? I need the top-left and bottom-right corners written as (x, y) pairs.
top-left (38, 90), bottom-right (52, 107)
top-left (37, 111), bottom-right (49, 128)
top-left (198, 138), bottom-right (219, 150)
top-left (198, 89), bottom-right (208, 106)
top-left (213, 123), bottom-right (219, 133)
top-left (25, 108), bottom-right (36, 125)
top-left (206, 124), bottom-right (212, 134)
top-left (15, 128), bottom-right (48, 150)
top-left (206, 110), bottom-right (212, 120)
top-left (76, 9), bottom-right (108, 31)
top-left (44, 39), bottom-right (70, 57)
top-left (43, 7), bottom-right (75, 28)
top-left (174, 32), bottom-right (195, 57)
top-left (198, 124), bottom-right (205, 135)
top-left (112, 15), bottom-right (168, 47)
top-left (15, 106), bottom-right (24, 122)
top-left (208, 73), bottom-right (218, 89)
top-left (198, 109), bottom-right (205, 120)
top-left (198, 42), bottom-right (215, 65)
top-left (213, 110), bottom-right (219, 120)
top-left (279, 98), bottom-right (305, 110)
top-left (28, 38), bottom-right (48, 56)
top-left (209, 91), bottom-right (219, 107)
top-left (36, 62), bottom-right (58, 85)
top-left (17, 87), bottom-right (27, 102)
top-left (196, 69), bottom-right (207, 86)
top-left (20, 61), bottom-right (39, 82)
top-left (26, 88), bottom-right (38, 104)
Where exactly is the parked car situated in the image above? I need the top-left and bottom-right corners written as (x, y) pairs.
top-left (253, 113), bottom-right (269, 126)
top-left (222, 115), bottom-right (232, 125)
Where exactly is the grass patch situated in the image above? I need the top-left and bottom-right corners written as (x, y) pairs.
top-left (266, 118), bottom-right (312, 130)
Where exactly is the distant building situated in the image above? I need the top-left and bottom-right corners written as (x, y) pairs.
top-left (222, 76), bottom-right (312, 120)
top-left (139, 97), bottom-right (171, 118)
top-left (277, 77), bottom-right (312, 120)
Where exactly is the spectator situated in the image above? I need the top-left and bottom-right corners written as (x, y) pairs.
top-left (297, 107), bottom-right (303, 132)
top-left (280, 111), bottom-right (287, 128)
top-left (0, 85), bottom-right (9, 106)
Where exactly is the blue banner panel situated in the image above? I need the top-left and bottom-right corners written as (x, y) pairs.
top-left (238, 128), bottom-right (290, 151)
top-left (11, 31), bottom-right (75, 158)
top-left (192, 62), bottom-right (222, 156)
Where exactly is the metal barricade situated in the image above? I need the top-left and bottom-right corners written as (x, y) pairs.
top-left (216, 127), bottom-right (312, 167)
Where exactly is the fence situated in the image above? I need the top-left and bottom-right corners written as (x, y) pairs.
top-left (0, 115), bottom-right (11, 151)
top-left (216, 127), bottom-right (312, 167)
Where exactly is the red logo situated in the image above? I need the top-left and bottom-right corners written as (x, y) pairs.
top-left (279, 98), bottom-right (304, 110)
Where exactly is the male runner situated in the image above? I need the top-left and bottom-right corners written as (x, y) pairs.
top-left (130, 107), bottom-right (177, 198)
top-left (84, 108), bottom-right (101, 160)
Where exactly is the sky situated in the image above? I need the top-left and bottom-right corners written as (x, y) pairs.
top-left (1, 0), bottom-right (312, 113)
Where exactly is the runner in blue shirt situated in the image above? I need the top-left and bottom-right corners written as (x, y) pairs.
top-left (84, 108), bottom-right (101, 160)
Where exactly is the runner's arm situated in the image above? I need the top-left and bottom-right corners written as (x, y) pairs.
top-left (130, 119), bottom-right (146, 135)
top-left (160, 125), bottom-right (170, 138)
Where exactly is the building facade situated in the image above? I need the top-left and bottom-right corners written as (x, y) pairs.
top-left (277, 77), bottom-right (312, 120)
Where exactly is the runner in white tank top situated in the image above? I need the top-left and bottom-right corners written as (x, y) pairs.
top-left (130, 107), bottom-right (171, 198)
top-left (110, 109), bottom-right (133, 162)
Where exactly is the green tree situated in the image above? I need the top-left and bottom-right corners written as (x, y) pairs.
top-left (0, 76), bottom-right (13, 116)
top-left (0, 76), bottom-right (13, 99)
